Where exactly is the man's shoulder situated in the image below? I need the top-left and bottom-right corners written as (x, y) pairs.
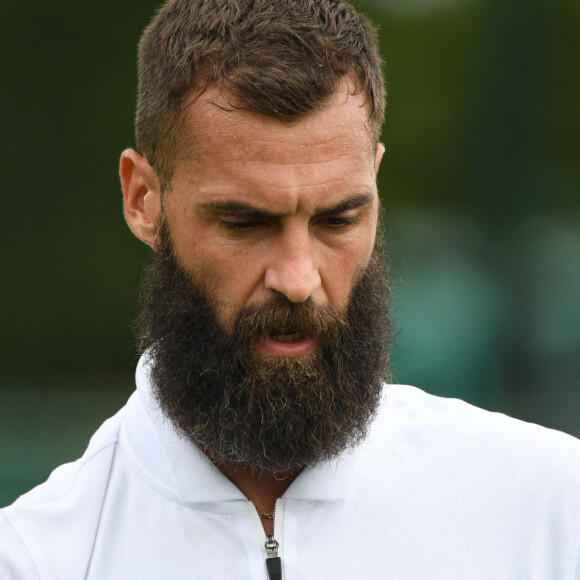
top-left (337, 386), bottom-right (580, 576)
top-left (398, 382), bottom-right (575, 432)
top-left (384, 384), bottom-right (580, 453)
top-left (10, 406), bottom-right (124, 507)
top-left (0, 405), bottom-right (127, 578)
top-left (376, 384), bottom-right (580, 487)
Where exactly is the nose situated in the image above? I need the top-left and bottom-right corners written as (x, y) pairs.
top-left (264, 226), bottom-right (321, 303)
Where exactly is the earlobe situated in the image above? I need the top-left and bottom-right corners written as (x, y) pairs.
top-left (375, 143), bottom-right (385, 174)
top-left (120, 149), bottom-right (162, 249)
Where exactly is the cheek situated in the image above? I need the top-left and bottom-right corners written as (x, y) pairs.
top-left (189, 246), bottom-right (267, 332)
top-left (321, 239), bottom-right (376, 311)
top-left (181, 262), bottom-right (242, 336)
top-left (163, 204), bottom-right (262, 322)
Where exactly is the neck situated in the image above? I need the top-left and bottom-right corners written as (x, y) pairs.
top-left (215, 461), bottom-right (302, 535)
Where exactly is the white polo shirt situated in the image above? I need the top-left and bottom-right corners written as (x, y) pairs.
top-left (1, 357), bottom-right (580, 579)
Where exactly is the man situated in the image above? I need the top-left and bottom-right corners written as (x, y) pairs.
top-left (1, 0), bottom-right (579, 578)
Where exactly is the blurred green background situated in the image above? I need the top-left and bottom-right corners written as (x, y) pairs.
top-left (1, 0), bottom-right (579, 507)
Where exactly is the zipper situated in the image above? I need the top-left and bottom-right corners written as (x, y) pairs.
top-left (248, 500), bottom-right (284, 580)
top-left (265, 534), bottom-right (282, 580)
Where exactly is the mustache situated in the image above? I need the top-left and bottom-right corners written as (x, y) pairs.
top-left (234, 295), bottom-right (350, 343)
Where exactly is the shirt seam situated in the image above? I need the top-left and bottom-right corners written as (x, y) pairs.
top-left (571, 517), bottom-right (580, 580)
top-left (0, 511), bottom-right (40, 580)
top-left (14, 441), bottom-right (118, 508)
top-left (83, 440), bottom-right (119, 579)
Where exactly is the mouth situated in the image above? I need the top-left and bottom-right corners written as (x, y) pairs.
top-left (271, 331), bottom-right (304, 343)
top-left (255, 331), bottom-right (318, 357)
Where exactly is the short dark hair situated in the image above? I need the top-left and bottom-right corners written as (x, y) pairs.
top-left (136, 0), bottom-right (386, 191)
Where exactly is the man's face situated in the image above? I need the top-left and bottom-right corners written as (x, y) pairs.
top-left (124, 82), bottom-right (392, 473)
top-left (162, 83), bottom-right (384, 347)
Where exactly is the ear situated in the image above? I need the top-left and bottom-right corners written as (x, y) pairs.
top-left (120, 149), bottom-right (162, 249)
top-left (375, 143), bottom-right (385, 175)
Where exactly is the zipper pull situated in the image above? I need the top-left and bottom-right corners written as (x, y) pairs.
top-left (265, 535), bottom-right (282, 580)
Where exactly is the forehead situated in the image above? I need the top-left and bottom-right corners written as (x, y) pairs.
top-left (170, 83), bottom-right (377, 212)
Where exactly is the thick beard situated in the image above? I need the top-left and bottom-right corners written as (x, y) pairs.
top-left (134, 219), bottom-right (394, 473)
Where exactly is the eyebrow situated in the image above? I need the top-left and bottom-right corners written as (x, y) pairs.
top-left (321, 193), bottom-right (374, 216)
top-left (197, 193), bottom-right (374, 220)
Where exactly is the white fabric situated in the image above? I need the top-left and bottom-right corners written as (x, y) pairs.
top-left (1, 356), bottom-right (580, 579)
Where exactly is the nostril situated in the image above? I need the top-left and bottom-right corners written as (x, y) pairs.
top-left (264, 251), bottom-right (321, 304)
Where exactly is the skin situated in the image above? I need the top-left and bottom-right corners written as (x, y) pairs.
top-left (120, 81), bottom-right (385, 533)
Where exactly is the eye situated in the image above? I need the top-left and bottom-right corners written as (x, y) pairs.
top-left (323, 215), bottom-right (359, 229)
top-left (219, 219), bottom-right (266, 233)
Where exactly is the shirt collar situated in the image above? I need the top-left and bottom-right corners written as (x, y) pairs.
top-left (134, 354), bottom-right (372, 504)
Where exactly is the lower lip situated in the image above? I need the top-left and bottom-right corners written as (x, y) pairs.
top-left (255, 336), bottom-right (319, 358)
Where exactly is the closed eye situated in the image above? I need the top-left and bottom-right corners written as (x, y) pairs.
top-left (322, 215), bottom-right (359, 229)
top-left (219, 219), bottom-right (268, 232)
